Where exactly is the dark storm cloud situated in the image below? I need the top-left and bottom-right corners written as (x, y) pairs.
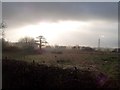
top-left (2, 0), bottom-right (120, 2)
top-left (0, 2), bottom-right (2, 22)
top-left (2, 2), bottom-right (118, 48)
top-left (2, 2), bottom-right (118, 29)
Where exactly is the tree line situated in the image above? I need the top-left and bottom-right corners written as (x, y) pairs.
top-left (1, 36), bottom-right (48, 54)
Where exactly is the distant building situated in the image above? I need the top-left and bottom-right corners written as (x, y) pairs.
top-left (72, 45), bottom-right (80, 49)
top-left (112, 48), bottom-right (120, 53)
top-left (80, 46), bottom-right (95, 51)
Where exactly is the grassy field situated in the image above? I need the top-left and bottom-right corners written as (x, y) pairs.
top-left (3, 59), bottom-right (119, 89)
top-left (2, 50), bottom-right (119, 80)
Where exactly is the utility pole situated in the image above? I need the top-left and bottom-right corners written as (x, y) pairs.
top-left (98, 35), bottom-right (104, 51)
top-left (98, 38), bottom-right (100, 50)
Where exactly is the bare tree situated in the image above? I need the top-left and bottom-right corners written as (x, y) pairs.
top-left (18, 37), bottom-right (36, 50)
top-left (0, 21), bottom-right (7, 39)
top-left (0, 21), bottom-right (8, 50)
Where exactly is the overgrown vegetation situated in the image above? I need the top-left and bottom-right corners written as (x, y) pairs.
top-left (3, 51), bottom-right (119, 80)
top-left (3, 59), bottom-right (119, 89)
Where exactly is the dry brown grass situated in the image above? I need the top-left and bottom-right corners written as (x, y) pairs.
top-left (3, 49), bottom-right (119, 79)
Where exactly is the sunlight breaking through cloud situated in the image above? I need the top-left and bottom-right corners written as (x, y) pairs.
top-left (8, 20), bottom-right (92, 42)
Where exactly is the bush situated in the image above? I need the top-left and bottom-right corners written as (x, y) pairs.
top-left (2, 46), bottom-right (21, 52)
top-left (57, 59), bottom-right (71, 64)
top-left (51, 51), bottom-right (63, 54)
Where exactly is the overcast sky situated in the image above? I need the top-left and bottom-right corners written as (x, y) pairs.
top-left (2, 2), bottom-right (118, 48)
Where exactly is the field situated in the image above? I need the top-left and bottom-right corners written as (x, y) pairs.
top-left (2, 49), bottom-right (120, 89)
top-left (3, 50), bottom-right (119, 79)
